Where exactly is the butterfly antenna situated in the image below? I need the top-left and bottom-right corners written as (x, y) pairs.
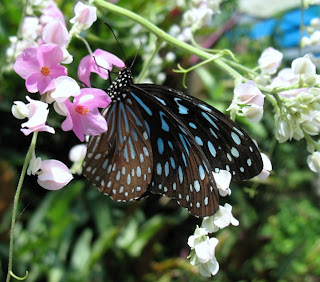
top-left (104, 22), bottom-right (127, 63)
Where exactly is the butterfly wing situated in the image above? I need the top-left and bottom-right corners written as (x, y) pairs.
top-left (137, 84), bottom-right (263, 181)
top-left (129, 85), bottom-right (219, 217)
top-left (83, 94), bottom-right (153, 201)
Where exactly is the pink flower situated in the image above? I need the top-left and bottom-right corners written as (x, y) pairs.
top-left (258, 47), bottom-right (283, 75)
top-left (20, 96), bottom-right (55, 135)
top-left (42, 19), bottom-right (69, 47)
top-left (40, 2), bottom-right (66, 27)
top-left (78, 49), bottom-right (125, 87)
top-left (70, 2), bottom-right (97, 30)
top-left (234, 81), bottom-right (265, 123)
top-left (61, 88), bottom-right (111, 141)
top-left (37, 159), bottom-right (73, 190)
top-left (14, 44), bottom-right (67, 94)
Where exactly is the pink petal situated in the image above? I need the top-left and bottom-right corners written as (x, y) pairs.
top-left (49, 64), bottom-right (68, 78)
top-left (42, 19), bottom-right (69, 47)
top-left (21, 124), bottom-right (55, 135)
top-left (37, 159), bottom-right (73, 190)
top-left (37, 75), bottom-right (55, 94)
top-left (72, 116), bottom-right (86, 141)
top-left (14, 48), bottom-right (40, 79)
top-left (82, 110), bottom-right (108, 136)
top-left (79, 88), bottom-right (111, 108)
top-left (40, 2), bottom-right (66, 26)
top-left (78, 55), bottom-right (93, 87)
top-left (37, 44), bottom-right (63, 67)
top-left (26, 72), bottom-right (42, 93)
top-left (94, 49), bottom-right (125, 68)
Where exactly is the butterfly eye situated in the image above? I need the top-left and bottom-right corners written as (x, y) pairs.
top-left (83, 67), bottom-right (263, 217)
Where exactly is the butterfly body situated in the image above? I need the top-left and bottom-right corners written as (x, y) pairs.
top-left (83, 67), bottom-right (263, 217)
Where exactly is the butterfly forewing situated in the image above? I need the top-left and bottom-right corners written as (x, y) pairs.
top-left (130, 86), bottom-right (219, 217)
top-left (137, 84), bottom-right (263, 181)
top-left (83, 95), bottom-right (153, 201)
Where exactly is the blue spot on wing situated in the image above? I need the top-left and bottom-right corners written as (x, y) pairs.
top-left (131, 92), bottom-right (153, 115)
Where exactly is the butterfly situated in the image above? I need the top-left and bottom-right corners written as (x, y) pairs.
top-left (82, 66), bottom-right (263, 217)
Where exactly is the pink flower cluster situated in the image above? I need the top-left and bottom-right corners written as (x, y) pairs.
top-left (12, 1), bottom-right (125, 190)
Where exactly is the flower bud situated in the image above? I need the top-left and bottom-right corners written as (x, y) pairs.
top-left (258, 47), bottom-right (283, 75)
top-left (307, 151), bottom-right (320, 172)
top-left (291, 55), bottom-right (316, 75)
top-left (12, 101), bottom-right (29, 119)
top-left (37, 159), bottom-right (73, 190)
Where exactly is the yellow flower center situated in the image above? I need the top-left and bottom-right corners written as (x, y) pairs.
top-left (75, 105), bottom-right (89, 115)
top-left (41, 66), bottom-right (50, 76)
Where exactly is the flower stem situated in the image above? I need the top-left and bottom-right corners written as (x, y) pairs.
top-left (93, 0), bottom-right (243, 80)
top-left (6, 132), bottom-right (38, 282)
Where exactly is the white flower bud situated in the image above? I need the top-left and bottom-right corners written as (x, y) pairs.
top-left (12, 101), bottom-right (29, 119)
top-left (307, 151), bottom-right (320, 172)
top-left (291, 55), bottom-right (316, 76)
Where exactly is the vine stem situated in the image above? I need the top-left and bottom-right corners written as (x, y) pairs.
top-left (6, 132), bottom-right (38, 282)
top-left (93, 0), bottom-right (243, 80)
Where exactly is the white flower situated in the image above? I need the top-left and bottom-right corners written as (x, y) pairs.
top-left (19, 96), bottom-right (55, 136)
top-left (69, 144), bottom-right (87, 175)
top-left (51, 76), bottom-right (80, 103)
top-left (27, 154), bottom-right (42, 176)
top-left (258, 47), bottom-right (283, 75)
top-left (202, 203), bottom-right (239, 233)
top-left (188, 226), bottom-right (220, 277)
top-left (307, 151), bottom-right (320, 172)
top-left (187, 226), bottom-right (207, 248)
top-left (242, 104), bottom-right (264, 123)
top-left (257, 153), bottom-right (272, 180)
top-left (189, 237), bottom-right (220, 277)
top-left (213, 170), bottom-right (232, 196)
top-left (291, 55), bottom-right (316, 76)
top-left (69, 144), bottom-right (87, 163)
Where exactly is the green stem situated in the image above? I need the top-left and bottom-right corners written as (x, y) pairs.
top-left (93, 0), bottom-right (243, 80)
top-left (300, 0), bottom-right (305, 57)
top-left (6, 132), bottom-right (38, 282)
top-left (136, 39), bottom-right (164, 83)
top-left (304, 131), bottom-right (320, 151)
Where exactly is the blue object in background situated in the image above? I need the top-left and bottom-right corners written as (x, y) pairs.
top-left (250, 6), bottom-right (320, 48)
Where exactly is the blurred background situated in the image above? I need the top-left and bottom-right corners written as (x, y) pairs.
top-left (1, 0), bottom-right (320, 281)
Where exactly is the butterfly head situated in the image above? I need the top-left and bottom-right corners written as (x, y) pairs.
top-left (107, 67), bottom-right (133, 99)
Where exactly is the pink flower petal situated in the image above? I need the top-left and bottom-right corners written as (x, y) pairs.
top-left (42, 19), bottom-right (69, 47)
top-left (94, 49), bottom-right (125, 68)
top-left (37, 44), bottom-right (63, 67)
top-left (26, 72), bottom-right (43, 93)
top-left (78, 55), bottom-right (93, 87)
top-left (37, 159), bottom-right (73, 190)
top-left (14, 47), bottom-right (40, 79)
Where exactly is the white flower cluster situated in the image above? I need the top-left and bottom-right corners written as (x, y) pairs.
top-left (168, 0), bottom-right (223, 44)
top-left (301, 17), bottom-right (320, 47)
top-left (187, 162), bottom-right (271, 277)
top-left (271, 55), bottom-right (320, 147)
